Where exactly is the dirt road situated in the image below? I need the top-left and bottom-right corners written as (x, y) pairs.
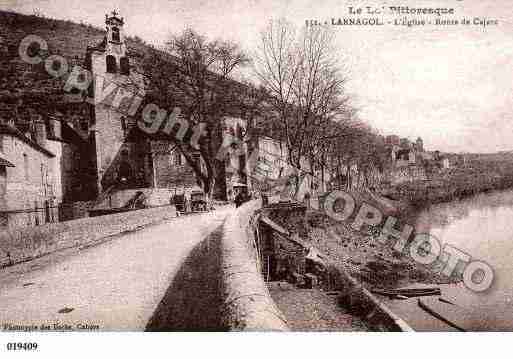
top-left (0, 207), bottom-right (233, 331)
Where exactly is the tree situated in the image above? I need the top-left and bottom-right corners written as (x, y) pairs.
top-left (141, 28), bottom-right (250, 200)
top-left (324, 118), bottom-right (388, 191)
top-left (254, 20), bottom-right (352, 194)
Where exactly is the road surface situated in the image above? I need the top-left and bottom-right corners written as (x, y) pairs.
top-left (0, 206), bottom-right (233, 331)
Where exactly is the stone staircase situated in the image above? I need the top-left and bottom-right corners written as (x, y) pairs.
top-left (92, 188), bottom-right (176, 211)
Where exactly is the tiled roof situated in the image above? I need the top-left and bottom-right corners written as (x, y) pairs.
top-left (0, 124), bottom-right (55, 157)
top-left (0, 155), bottom-right (14, 167)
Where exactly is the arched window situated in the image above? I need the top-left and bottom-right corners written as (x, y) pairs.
top-left (112, 27), bottom-right (120, 42)
top-left (174, 151), bottom-right (182, 166)
top-left (120, 57), bottom-right (129, 75)
top-left (120, 116), bottom-right (126, 134)
top-left (106, 55), bottom-right (117, 73)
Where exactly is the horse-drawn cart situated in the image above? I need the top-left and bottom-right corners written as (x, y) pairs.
top-left (171, 193), bottom-right (188, 213)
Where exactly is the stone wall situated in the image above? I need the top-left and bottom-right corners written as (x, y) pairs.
top-left (262, 202), bottom-right (308, 237)
top-left (331, 264), bottom-right (413, 331)
top-left (61, 139), bottom-right (98, 203)
top-left (0, 204), bottom-right (177, 267)
top-left (58, 200), bottom-right (91, 221)
top-left (261, 200), bottom-right (413, 331)
top-left (389, 165), bottom-right (427, 185)
top-left (153, 149), bottom-right (197, 189)
top-left (0, 132), bottom-right (58, 228)
top-left (260, 229), bottom-right (306, 283)
top-left (91, 63), bottom-right (147, 191)
top-left (220, 200), bottom-right (288, 330)
top-left (93, 187), bottom-right (189, 210)
top-left (145, 200), bottom-right (289, 331)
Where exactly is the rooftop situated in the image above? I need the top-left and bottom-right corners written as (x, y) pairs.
top-left (0, 123), bottom-right (55, 157)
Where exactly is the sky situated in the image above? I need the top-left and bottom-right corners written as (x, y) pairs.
top-left (2, 0), bottom-right (513, 153)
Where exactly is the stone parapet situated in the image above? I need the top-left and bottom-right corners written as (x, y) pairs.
top-left (220, 200), bottom-right (288, 331)
top-left (0, 205), bottom-right (177, 267)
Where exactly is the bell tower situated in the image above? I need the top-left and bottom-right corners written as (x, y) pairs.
top-left (103, 11), bottom-right (130, 75)
top-left (105, 11), bottom-right (126, 57)
top-left (86, 10), bottom-right (148, 194)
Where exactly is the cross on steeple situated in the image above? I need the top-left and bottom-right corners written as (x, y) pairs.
top-left (105, 10), bottom-right (124, 25)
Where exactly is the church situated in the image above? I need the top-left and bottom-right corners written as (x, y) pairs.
top-left (57, 11), bottom-right (252, 219)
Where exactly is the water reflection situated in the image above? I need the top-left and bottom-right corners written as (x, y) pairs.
top-left (415, 190), bottom-right (513, 326)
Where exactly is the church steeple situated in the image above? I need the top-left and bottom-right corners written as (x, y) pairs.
top-left (105, 11), bottom-right (126, 54)
top-left (102, 10), bottom-right (129, 75)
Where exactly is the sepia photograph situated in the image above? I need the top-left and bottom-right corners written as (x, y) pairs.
top-left (0, 0), bottom-right (513, 356)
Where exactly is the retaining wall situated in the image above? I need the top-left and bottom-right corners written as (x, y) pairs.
top-left (0, 205), bottom-right (177, 267)
top-left (219, 199), bottom-right (289, 331)
top-left (332, 264), bottom-right (413, 331)
top-left (218, 199), bottom-right (412, 331)
top-left (263, 199), bottom-right (413, 332)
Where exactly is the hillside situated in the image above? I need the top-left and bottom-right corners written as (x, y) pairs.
top-left (0, 10), bottom-right (151, 119)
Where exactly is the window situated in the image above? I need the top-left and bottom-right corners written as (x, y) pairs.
top-left (192, 152), bottom-right (201, 166)
top-left (112, 27), bottom-right (120, 42)
top-left (34, 200), bottom-right (39, 226)
top-left (120, 116), bottom-right (126, 134)
top-left (80, 118), bottom-right (89, 132)
top-left (174, 151), bottom-right (182, 166)
top-left (120, 57), bottom-right (129, 75)
top-left (106, 55), bottom-right (117, 73)
top-left (44, 200), bottom-right (50, 223)
top-left (23, 153), bottom-right (28, 181)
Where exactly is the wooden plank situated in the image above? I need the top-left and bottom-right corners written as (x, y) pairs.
top-left (259, 215), bottom-right (289, 236)
top-left (418, 297), bottom-right (499, 331)
top-left (371, 288), bottom-right (441, 298)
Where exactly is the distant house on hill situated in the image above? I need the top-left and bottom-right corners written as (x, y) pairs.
top-left (387, 136), bottom-right (427, 184)
top-left (384, 135), bottom-right (458, 185)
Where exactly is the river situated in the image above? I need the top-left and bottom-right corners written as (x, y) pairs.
top-left (385, 189), bottom-right (513, 331)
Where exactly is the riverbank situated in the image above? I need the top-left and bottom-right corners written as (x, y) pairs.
top-left (261, 197), bottom-right (416, 331)
top-left (305, 206), bottom-right (455, 290)
top-left (267, 282), bottom-right (368, 331)
top-left (266, 191), bottom-right (458, 291)
top-left (383, 164), bottom-right (513, 209)
top-left (264, 184), bottom-right (512, 330)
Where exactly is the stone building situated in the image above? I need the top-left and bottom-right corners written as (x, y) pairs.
top-left (0, 121), bottom-right (59, 228)
top-left (388, 136), bottom-right (427, 184)
top-left (251, 136), bottom-right (334, 201)
top-left (385, 136), bottom-right (453, 184)
top-left (84, 12), bottom-right (151, 194)
top-left (59, 11), bottom-right (252, 216)
top-left (415, 137), bottom-right (424, 152)
top-left (255, 136), bottom-right (289, 181)
top-left (0, 10), bottom-right (261, 225)
top-left (385, 135), bottom-right (400, 147)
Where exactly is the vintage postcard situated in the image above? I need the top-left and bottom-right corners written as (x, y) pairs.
top-left (0, 0), bottom-right (512, 354)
